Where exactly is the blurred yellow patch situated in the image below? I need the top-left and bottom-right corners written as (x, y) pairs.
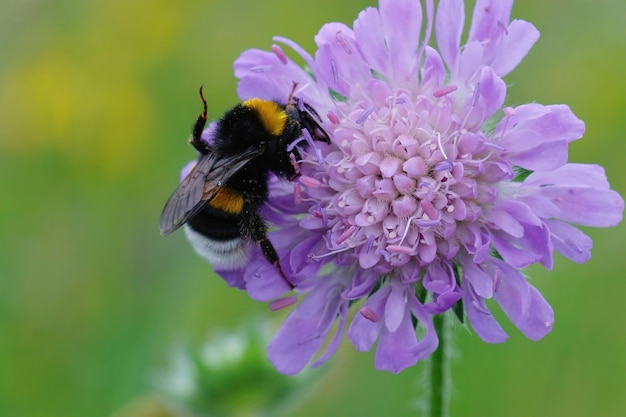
top-left (0, 51), bottom-right (151, 177)
top-left (0, 0), bottom-right (185, 177)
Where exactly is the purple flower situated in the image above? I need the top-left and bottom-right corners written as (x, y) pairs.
top-left (208, 0), bottom-right (624, 374)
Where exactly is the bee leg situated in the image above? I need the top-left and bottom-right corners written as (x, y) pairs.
top-left (189, 85), bottom-right (210, 155)
top-left (248, 212), bottom-right (294, 289)
top-left (259, 236), bottom-right (294, 289)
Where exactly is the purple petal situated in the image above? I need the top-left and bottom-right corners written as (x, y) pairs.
top-left (353, 7), bottom-right (390, 77)
top-left (465, 1), bottom-right (540, 77)
top-left (273, 36), bottom-right (316, 75)
top-left (521, 164), bottom-right (624, 227)
top-left (462, 279), bottom-right (508, 343)
top-left (475, 66), bottom-right (507, 119)
top-left (312, 303), bottom-right (348, 368)
top-left (456, 39), bottom-right (484, 83)
top-left (420, 46), bottom-right (446, 90)
top-left (408, 295), bottom-right (439, 361)
top-left (234, 49), bottom-right (294, 99)
top-left (436, 0), bottom-right (464, 73)
top-left (358, 244), bottom-right (382, 269)
top-left (214, 267), bottom-right (247, 290)
top-left (284, 235), bottom-right (326, 280)
top-left (545, 220), bottom-right (593, 264)
top-left (374, 304), bottom-right (419, 373)
top-left (456, 223), bottom-right (490, 262)
top-left (486, 205), bottom-right (525, 237)
top-left (490, 19), bottom-right (540, 77)
top-left (268, 281), bottom-right (344, 374)
top-left (491, 259), bottom-right (554, 341)
top-left (374, 291), bottom-right (438, 373)
top-left (490, 219), bottom-right (552, 269)
top-left (461, 256), bottom-right (494, 299)
top-left (462, 67), bottom-right (506, 129)
top-left (379, 0), bottom-right (423, 85)
top-left (498, 104), bottom-right (585, 171)
top-left (423, 261), bottom-right (461, 314)
top-left (384, 282), bottom-right (407, 332)
top-left (488, 199), bottom-right (542, 234)
top-left (468, 0), bottom-right (513, 50)
top-left (504, 139), bottom-right (569, 172)
top-left (342, 269), bottom-right (379, 299)
top-left (244, 257), bottom-right (292, 302)
top-left (234, 49), bottom-right (329, 112)
top-left (347, 286), bottom-right (390, 352)
top-left (314, 22), bottom-right (370, 97)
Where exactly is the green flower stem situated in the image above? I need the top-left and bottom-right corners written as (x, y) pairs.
top-left (428, 313), bottom-right (451, 417)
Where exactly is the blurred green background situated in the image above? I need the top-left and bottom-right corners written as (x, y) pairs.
top-left (1, 0), bottom-right (625, 416)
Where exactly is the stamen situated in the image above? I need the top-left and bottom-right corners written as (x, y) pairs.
top-left (492, 269), bottom-right (500, 292)
top-left (395, 96), bottom-right (407, 104)
top-left (299, 333), bottom-right (321, 345)
top-left (316, 147), bottom-right (324, 165)
top-left (564, 238), bottom-right (584, 254)
top-left (436, 131), bottom-right (449, 160)
top-left (503, 106), bottom-right (516, 117)
top-left (433, 85), bottom-right (458, 98)
top-left (269, 296), bottom-right (298, 311)
top-left (251, 64), bottom-right (273, 73)
top-left (414, 219), bottom-right (440, 227)
top-left (336, 225), bottom-right (356, 244)
top-left (327, 110), bottom-right (340, 125)
top-left (434, 160), bottom-right (453, 172)
top-left (289, 153), bottom-right (300, 173)
top-left (497, 20), bottom-right (509, 35)
top-left (386, 245), bottom-right (414, 255)
top-left (330, 59), bottom-right (338, 84)
top-left (297, 128), bottom-right (323, 164)
top-left (294, 182), bottom-right (302, 205)
top-left (420, 200), bottom-right (438, 220)
top-left (286, 136), bottom-right (305, 152)
top-left (356, 105), bottom-right (375, 124)
top-left (302, 127), bottom-right (315, 148)
top-left (325, 229), bottom-right (333, 247)
top-left (360, 307), bottom-right (380, 322)
top-left (310, 244), bottom-right (356, 260)
top-left (472, 82), bottom-right (481, 107)
top-left (398, 215), bottom-right (418, 245)
top-left (271, 44), bottom-right (288, 65)
top-left (483, 141), bottom-right (506, 151)
top-left (319, 207), bottom-right (329, 227)
top-left (297, 96), bottom-right (305, 112)
top-left (365, 235), bottom-right (375, 253)
top-left (299, 175), bottom-right (321, 188)
top-left (336, 30), bottom-right (353, 54)
top-left (471, 300), bottom-right (492, 315)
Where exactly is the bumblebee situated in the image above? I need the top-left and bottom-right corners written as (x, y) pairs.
top-left (159, 85), bottom-right (329, 287)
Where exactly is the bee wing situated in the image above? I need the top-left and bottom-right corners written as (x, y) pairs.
top-left (159, 146), bottom-right (264, 236)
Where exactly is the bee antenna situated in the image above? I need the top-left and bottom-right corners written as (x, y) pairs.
top-left (190, 85), bottom-right (210, 154)
top-left (287, 81), bottom-right (299, 106)
top-left (199, 85), bottom-right (208, 120)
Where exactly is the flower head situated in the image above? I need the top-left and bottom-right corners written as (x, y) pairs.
top-left (208, 0), bottom-right (623, 374)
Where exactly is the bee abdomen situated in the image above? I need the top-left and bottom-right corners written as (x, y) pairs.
top-left (184, 225), bottom-right (251, 270)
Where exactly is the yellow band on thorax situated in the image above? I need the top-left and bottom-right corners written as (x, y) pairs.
top-left (242, 99), bottom-right (288, 136)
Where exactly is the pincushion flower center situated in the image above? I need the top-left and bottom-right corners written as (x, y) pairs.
top-left (314, 90), bottom-right (494, 269)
